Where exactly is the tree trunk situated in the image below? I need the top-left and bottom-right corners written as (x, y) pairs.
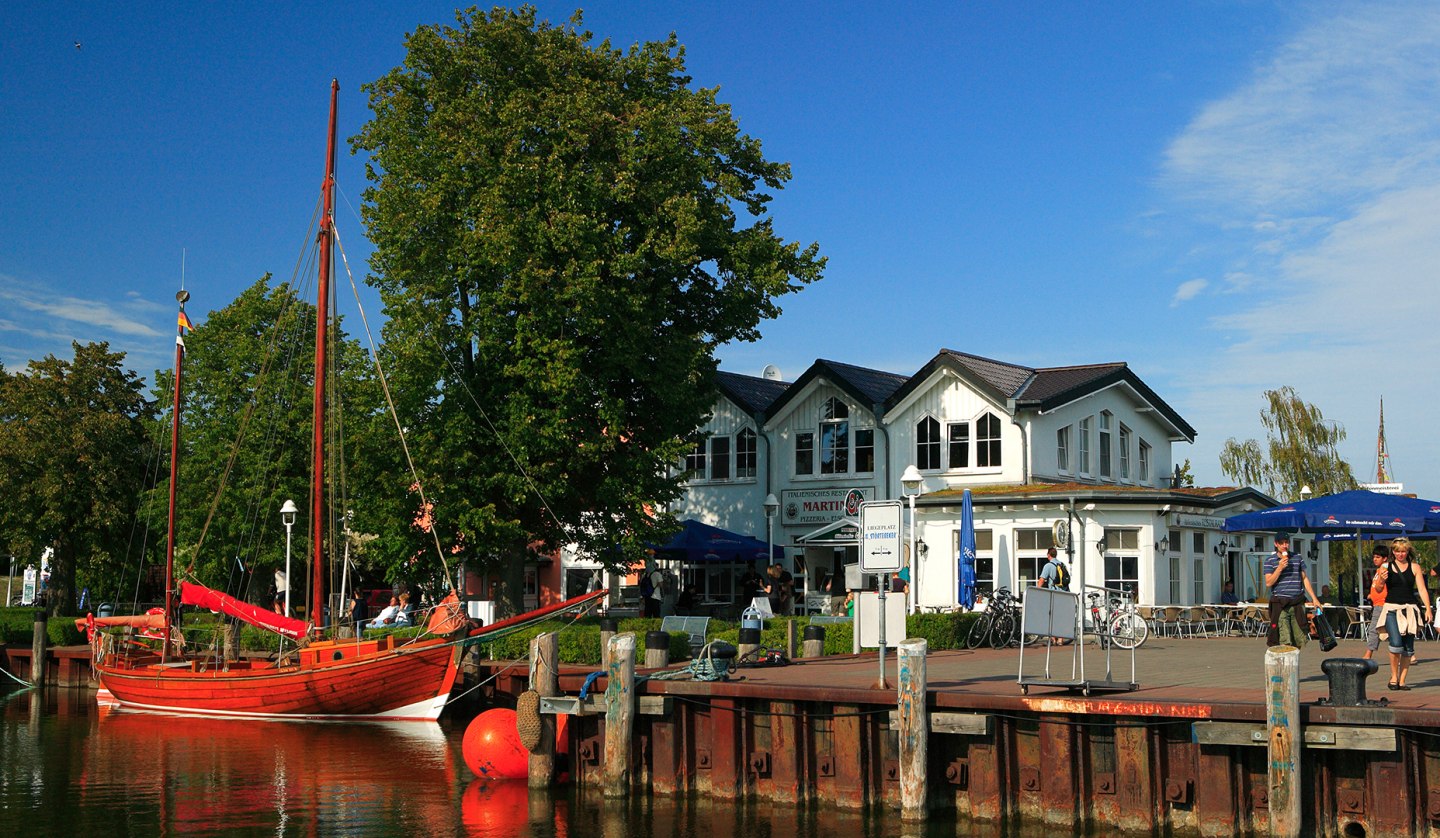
top-left (494, 540), bottom-right (528, 619)
top-left (49, 541), bottom-right (76, 617)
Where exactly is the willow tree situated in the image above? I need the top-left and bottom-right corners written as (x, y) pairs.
top-left (352, 6), bottom-right (823, 612)
top-left (1219, 386), bottom-right (1358, 501)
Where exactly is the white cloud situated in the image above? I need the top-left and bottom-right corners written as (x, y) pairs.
top-left (0, 274), bottom-right (169, 373)
top-left (1170, 278), bottom-right (1208, 307)
top-left (1157, 1), bottom-right (1440, 496)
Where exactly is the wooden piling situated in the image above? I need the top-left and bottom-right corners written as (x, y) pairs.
top-left (802, 624), bottom-right (825, 659)
top-left (600, 618), bottom-right (617, 671)
top-left (30, 609), bottom-right (47, 686)
top-left (897, 638), bottom-right (929, 820)
top-left (786, 620), bottom-right (798, 661)
top-left (604, 632), bottom-right (637, 796)
top-left (645, 630), bottom-right (670, 670)
top-left (1265, 645), bottom-right (1301, 838)
top-left (528, 631), bottom-right (559, 788)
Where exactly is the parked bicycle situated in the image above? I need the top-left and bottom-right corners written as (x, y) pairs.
top-left (1085, 589), bottom-right (1149, 650)
top-left (966, 587), bottom-right (1022, 649)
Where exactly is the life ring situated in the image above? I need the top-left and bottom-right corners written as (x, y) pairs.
top-left (139, 607), bottom-right (167, 639)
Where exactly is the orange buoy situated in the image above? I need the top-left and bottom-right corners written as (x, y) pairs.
top-left (461, 708), bottom-right (571, 780)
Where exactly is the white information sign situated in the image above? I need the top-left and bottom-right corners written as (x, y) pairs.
top-left (22, 567), bottom-right (37, 606)
top-left (859, 500), bottom-right (903, 573)
top-left (855, 591), bottom-right (908, 649)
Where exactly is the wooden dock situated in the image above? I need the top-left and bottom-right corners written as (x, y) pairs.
top-left (480, 635), bottom-right (1440, 837)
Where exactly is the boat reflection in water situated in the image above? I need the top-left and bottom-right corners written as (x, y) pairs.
top-left (75, 703), bottom-right (458, 836)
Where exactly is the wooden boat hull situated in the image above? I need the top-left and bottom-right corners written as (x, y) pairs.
top-left (93, 634), bottom-right (463, 721)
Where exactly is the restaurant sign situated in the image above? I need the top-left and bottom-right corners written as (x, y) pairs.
top-left (1169, 514), bottom-right (1224, 530)
top-left (782, 487), bottom-right (876, 526)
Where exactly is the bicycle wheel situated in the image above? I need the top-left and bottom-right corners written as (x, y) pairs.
top-left (966, 614), bottom-right (993, 649)
top-left (1110, 612), bottom-right (1149, 650)
top-left (990, 612), bottom-right (1017, 649)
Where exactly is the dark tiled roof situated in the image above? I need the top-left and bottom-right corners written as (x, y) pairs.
top-left (715, 371), bottom-right (790, 417)
top-left (1017, 363), bottom-right (1127, 402)
top-left (939, 349), bottom-right (1034, 396)
top-left (815, 359), bottom-right (910, 405)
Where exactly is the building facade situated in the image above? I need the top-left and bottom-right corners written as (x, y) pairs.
top-left (667, 349), bottom-right (1309, 609)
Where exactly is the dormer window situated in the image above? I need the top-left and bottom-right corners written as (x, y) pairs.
top-left (1099, 411), bottom-right (1113, 479)
top-left (916, 417), bottom-right (941, 469)
top-left (820, 397), bottom-right (850, 474)
top-left (976, 413), bottom-right (1002, 468)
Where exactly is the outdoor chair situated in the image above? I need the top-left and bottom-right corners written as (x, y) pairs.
top-left (1182, 607), bottom-right (1211, 638)
top-left (1157, 607), bottom-right (1183, 638)
top-left (1136, 606), bottom-right (1158, 635)
top-left (660, 615), bottom-right (711, 657)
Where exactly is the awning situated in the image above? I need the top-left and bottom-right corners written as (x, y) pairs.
top-left (652, 519), bottom-right (783, 563)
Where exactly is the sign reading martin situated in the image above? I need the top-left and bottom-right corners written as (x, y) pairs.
top-left (859, 500), bottom-right (903, 573)
top-left (782, 487), bottom-right (876, 526)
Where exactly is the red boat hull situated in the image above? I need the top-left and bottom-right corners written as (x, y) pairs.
top-left (94, 635), bottom-right (462, 721)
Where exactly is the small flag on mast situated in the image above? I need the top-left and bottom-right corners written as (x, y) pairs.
top-left (178, 309), bottom-right (193, 332)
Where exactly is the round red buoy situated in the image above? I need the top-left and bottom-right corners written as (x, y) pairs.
top-left (461, 708), bottom-right (571, 780)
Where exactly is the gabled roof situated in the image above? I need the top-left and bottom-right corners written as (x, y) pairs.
top-left (1015, 363), bottom-right (1195, 442)
top-left (885, 349), bottom-right (1194, 442)
top-left (715, 370), bottom-right (790, 419)
top-left (763, 358), bottom-right (910, 422)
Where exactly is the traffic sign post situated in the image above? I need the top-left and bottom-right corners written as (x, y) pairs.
top-left (861, 500), bottom-right (903, 688)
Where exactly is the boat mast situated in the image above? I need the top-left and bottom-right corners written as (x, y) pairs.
top-left (311, 79), bottom-right (338, 630)
top-left (164, 289), bottom-right (191, 660)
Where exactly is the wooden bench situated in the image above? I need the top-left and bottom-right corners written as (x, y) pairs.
top-left (660, 615), bottom-right (710, 656)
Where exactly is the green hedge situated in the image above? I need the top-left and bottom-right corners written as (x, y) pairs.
top-left (0, 607), bottom-right (86, 646)
top-left (470, 612), bottom-right (983, 666)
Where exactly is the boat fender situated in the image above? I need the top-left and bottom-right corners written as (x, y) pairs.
top-left (515, 689), bottom-right (542, 751)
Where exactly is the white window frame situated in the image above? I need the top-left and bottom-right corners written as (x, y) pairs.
top-left (948, 421), bottom-right (970, 470)
top-left (1118, 424), bottom-right (1131, 481)
top-left (1139, 440), bottom-right (1151, 483)
top-left (1098, 411), bottom-right (1113, 479)
top-left (1056, 425), bottom-right (1071, 473)
top-left (1078, 416), bottom-right (1092, 475)
top-left (916, 416), bottom-right (941, 471)
top-left (976, 412), bottom-right (1002, 468)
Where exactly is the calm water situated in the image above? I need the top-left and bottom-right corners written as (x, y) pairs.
top-left (0, 685), bottom-right (1053, 837)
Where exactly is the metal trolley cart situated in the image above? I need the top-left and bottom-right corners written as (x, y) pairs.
top-left (1018, 586), bottom-right (1138, 696)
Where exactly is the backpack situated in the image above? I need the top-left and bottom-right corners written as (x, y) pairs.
top-left (639, 572), bottom-right (655, 598)
top-left (1048, 560), bottom-right (1070, 591)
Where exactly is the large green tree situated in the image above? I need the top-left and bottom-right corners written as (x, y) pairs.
top-left (352, 6), bottom-right (824, 612)
top-left (150, 277), bottom-right (385, 604)
top-left (1219, 386), bottom-right (1358, 502)
top-left (0, 343), bottom-right (154, 615)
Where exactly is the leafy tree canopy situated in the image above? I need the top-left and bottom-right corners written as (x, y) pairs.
top-left (0, 342), bottom-right (154, 615)
top-left (1219, 386), bottom-right (1358, 502)
top-left (150, 277), bottom-right (386, 604)
top-left (352, 6), bottom-right (824, 609)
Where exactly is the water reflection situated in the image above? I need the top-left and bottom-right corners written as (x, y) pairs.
top-left (1, 686), bottom-right (1060, 837)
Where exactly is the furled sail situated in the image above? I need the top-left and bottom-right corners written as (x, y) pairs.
top-left (181, 581), bottom-right (312, 639)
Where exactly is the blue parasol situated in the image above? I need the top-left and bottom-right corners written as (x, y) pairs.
top-left (958, 489), bottom-right (976, 609)
top-left (1221, 489), bottom-right (1440, 537)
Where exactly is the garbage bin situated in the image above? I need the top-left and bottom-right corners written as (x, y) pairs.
top-left (741, 606), bottom-right (764, 632)
top-left (98, 602), bottom-right (114, 618)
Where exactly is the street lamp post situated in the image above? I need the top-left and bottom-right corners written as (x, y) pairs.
top-left (764, 492), bottom-right (780, 574)
top-left (280, 499), bottom-right (298, 617)
top-left (901, 465), bottom-right (923, 614)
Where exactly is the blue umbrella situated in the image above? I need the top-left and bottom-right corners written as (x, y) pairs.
top-left (958, 489), bottom-right (976, 610)
top-left (1221, 489), bottom-right (1440, 536)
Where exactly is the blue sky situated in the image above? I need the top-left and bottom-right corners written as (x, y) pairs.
top-left (3, 2), bottom-right (1436, 496)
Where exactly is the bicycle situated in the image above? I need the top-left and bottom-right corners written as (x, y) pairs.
top-left (1086, 590), bottom-right (1149, 650)
top-left (965, 587), bottom-right (1021, 649)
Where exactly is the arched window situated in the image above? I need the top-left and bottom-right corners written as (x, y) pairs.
top-left (916, 416), bottom-right (940, 470)
top-left (736, 428), bottom-right (757, 479)
top-left (820, 397), bottom-right (849, 474)
top-left (976, 413), bottom-right (1002, 468)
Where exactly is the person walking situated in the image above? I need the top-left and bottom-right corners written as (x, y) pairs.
top-left (1362, 544), bottom-right (1391, 662)
top-left (1038, 547), bottom-right (1070, 590)
top-left (1263, 533), bottom-right (1323, 648)
top-left (1374, 536), bottom-right (1432, 690)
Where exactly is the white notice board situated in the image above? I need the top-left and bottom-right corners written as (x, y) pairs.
top-left (1021, 588), bottom-right (1079, 641)
top-left (855, 591), bottom-right (907, 649)
top-left (858, 500), bottom-right (903, 572)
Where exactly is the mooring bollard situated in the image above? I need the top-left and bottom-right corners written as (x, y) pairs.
top-left (31, 609), bottom-right (48, 687)
top-left (644, 630), bottom-right (670, 669)
top-left (737, 626), bottom-right (761, 663)
top-left (898, 638), bottom-right (929, 821)
top-left (803, 624), bottom-right (825, 658)
top-left (603, 632), bottom-right (637, 796)
top-left (600, 617), bottom-right (618, 671)
top-left (1265, 645), bottom-right (1301, 838)
top-left (528, 631), bottom-right (559, 788)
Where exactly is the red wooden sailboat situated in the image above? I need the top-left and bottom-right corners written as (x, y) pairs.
top-left (80, 80), bottom-right (603, 720)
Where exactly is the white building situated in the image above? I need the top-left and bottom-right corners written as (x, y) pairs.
top-left (671, 349), bottom-right (1308, 609)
